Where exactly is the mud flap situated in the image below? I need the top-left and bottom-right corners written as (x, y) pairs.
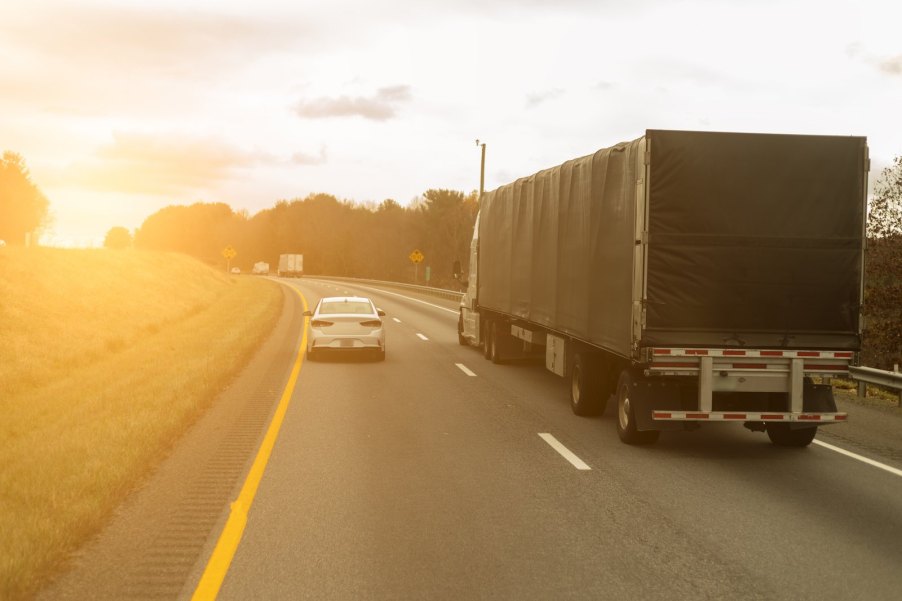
top-left (791, 381), bottom-right (837, 430)
top-left (802, 382), bottom-right (837, 412)
top-left (629, 378), bottom-right (685, 432)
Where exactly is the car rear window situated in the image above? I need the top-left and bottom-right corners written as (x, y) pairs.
top-left (319, 301), bottom-right (373, 315)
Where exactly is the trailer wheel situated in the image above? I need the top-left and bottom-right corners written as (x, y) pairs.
top-left (457, 313), bottom-right (467, 346)
top-left (489, 321), bottom-right (504, 364)
top-left (616, 371), bottom-right (659, 445)
top-left (766, 423), bottom-right (817, 447)
top-left (570, 353), bottom-right (605, 416)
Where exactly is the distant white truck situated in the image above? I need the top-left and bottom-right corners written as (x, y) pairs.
top-left (252, 262), bottom-right (270, 275)
top-left (277, 254), bottom-right (303, 277)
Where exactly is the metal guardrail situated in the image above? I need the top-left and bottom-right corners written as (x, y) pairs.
top-left (307, 275), bottom-right (902, 406)
top-left (307, 275), bottom-right (465, 302)
top-left (849, 366), bottom-right (902, 406)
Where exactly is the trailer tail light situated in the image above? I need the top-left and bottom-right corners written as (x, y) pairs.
top-left (310, 319), bottom-right (333, 328)
top-left (359, 319), bottom-right (382, 328)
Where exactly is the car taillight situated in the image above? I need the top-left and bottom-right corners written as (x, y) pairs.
top-left (359, 319), bottom-right (382, 327)
top-left (311, 319), bottom-right (333, 327)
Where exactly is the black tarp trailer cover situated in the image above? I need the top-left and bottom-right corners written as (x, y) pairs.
top-left (477, 129), bottom-right (867, 360)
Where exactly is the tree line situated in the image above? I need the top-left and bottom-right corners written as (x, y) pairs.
top-left (133, 189), bottom-right (478, 290)
top-left (0, 149), bottom-right (899, 369)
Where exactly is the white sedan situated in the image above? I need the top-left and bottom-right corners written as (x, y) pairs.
top-left (304, 296), bottom-right (386, 361)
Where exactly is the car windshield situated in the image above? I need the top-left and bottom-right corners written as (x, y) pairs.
top-left (318, 301), bottom-right (373, 315)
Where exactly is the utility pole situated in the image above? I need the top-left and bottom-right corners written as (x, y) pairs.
top-left (475, 139), bottom-right (486, 197)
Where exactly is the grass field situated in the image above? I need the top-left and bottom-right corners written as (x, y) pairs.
top-left (0, 247), bottom-right (283, 600)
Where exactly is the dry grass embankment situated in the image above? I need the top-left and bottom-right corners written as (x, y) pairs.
top-left (0, 247), bottom-right (283, 600)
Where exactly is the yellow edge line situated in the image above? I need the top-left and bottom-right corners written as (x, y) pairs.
top-left (191, 285), bottom-right (308, 600)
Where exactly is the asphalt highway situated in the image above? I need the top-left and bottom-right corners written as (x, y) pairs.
top-left (209, 278), bottom-right (902, 601)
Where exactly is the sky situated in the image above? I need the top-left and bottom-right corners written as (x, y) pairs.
top-left (1, 0), bottom-right (900, 246)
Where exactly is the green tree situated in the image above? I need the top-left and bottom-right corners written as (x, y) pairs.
top-left (415, 189), bottom-right (478, 287)
top-left (863, 156), bottom-right (902, 368)
top-left (134, 202), bottom-right (235, 264)
top-left (104, 226), bottom-right (133, 249)
top-left (0, 152), bottom-right (50, 244)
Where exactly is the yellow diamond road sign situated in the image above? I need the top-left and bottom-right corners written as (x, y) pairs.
top-left (409, 249), bottom-right (424, 264)
top-left (222, 246), bottom-right (237, 260)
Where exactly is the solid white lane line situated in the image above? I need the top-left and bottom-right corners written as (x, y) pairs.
top-left (416, 333), bottom-right (429, 341)
top-left (393, 317), bottom-right (402, 323)
top-left (813, 440), bottom-right (902, 478)
top-left (342, 283), bottom-right (458, 315)
top-left (538, 433), bottom-right (591, 471)
top-left (455, 363), bottom-right (476, 377)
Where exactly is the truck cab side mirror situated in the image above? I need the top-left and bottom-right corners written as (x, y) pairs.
top-left (452, 260), bottom-right (462, 280)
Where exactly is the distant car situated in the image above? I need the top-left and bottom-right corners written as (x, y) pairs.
top-left (230, 267), bottom-right (241, 274)
top-left (304, 296), bottom-right (386, 361)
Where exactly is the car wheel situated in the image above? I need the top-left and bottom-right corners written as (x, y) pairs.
top-left (616, 371), bottom-right (659, 445)
top-left (766, 423), bottom-right (817, 447)
top-left (570, 352), bottom-right (605, 416)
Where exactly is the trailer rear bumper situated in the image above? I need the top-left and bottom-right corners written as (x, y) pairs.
top-left (652, 411), bottom-right (847, 423)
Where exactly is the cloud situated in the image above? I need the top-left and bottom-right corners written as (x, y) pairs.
top-left (0, 5), bottom-right (306, 76)
top-left (294, 86), bottom-right (412, 121)
top-left (292, 146), bottom-right (328, 165)
top-left (51, 132), bottom-right (274, 196)
top-left (878, 56), bottom-right (902, 76)
top-left (0, 4), bottom-right (315, 117)
top-left (525, 88), bottom-right (565, 108)
top-left (846, 43), bottom-right (902, 78)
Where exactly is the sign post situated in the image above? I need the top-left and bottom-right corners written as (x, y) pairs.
top-left (222, 245), bottom-right (237, 272)
top-left (408, 249), bottom-right (424, 282)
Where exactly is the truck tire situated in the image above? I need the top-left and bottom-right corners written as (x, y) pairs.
top-left (570, 352), bottom-right (606, 416)
top-left (766, 423), bottom-right (817, 447)
top-left (616, 371), bottom-right (659, 445)
top-left (457, 314), bottom-right (467, 346)
top-left (489, 321), bottom-right (504, 364)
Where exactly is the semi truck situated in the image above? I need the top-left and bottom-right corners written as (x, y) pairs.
top-left (457, 129), bottom-right (868, 446)
top-left (277, 254), bottom-right (304, 278)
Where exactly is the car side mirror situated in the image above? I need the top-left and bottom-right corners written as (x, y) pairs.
top-left (303, 310), bottom-right (312, 316)
top-left (377, 309), bottom-right (386, 317)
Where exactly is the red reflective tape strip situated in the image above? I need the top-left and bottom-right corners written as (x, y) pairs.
top-left (653, 412), bottom-right (673, 419)
top-left (732, 363), bottom-right (767, 369)
top-left (833, 352), bottom-right (853, 359)
top-left (835, 414), bottom-right (848, 421)
top-left (653, 349), bottom-right (671, 355)
top-left (685, 349), bottom-right (709, 355)
top-left (723, 413), bottom-right (746, 420)
top-left (797, 351), bottom-right (820, 357)
top-left (686, 413), bottom-right (710, 419)
top-left (723, 350), bottom-right (746, 356)
top-left (803, 364), bottom-right (848, 371)
top-left (761, 351), bottom-right (784, 357)
top-left (761, 414), bottom-right (785, 420)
